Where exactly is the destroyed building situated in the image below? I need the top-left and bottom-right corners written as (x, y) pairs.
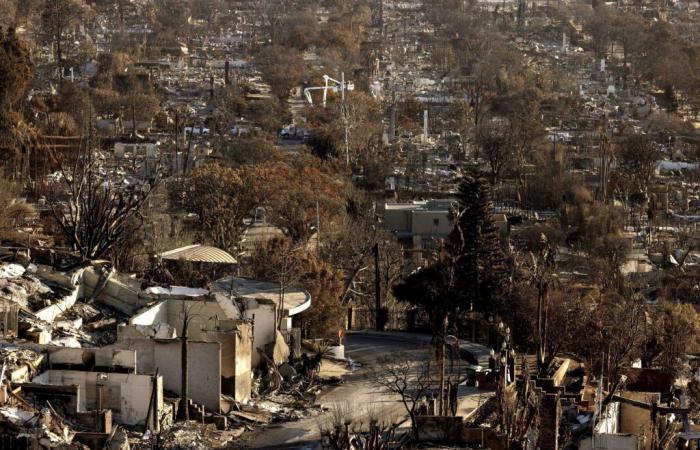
top-left (0, 251), bottom-right (311, 447)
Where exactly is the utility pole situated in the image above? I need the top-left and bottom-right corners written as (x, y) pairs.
top-left (374, 242), bottom-right (382, 331)
top-left (184, 126), bottom-right (194, 173)
top-left (316, 200), bottom-right (321, 257)
top-left (599, 135), bottom-right (611, 203)
top-left (131, 101), bottom-right (137, 138)
top-left (341, 72), bottom-right (350, 166)
top-left (517, 0), bottom-right (526, 30)
top-left (438, 315), bottom-right (448, 416)
top-left (389, 89), bottom-right (397, 143)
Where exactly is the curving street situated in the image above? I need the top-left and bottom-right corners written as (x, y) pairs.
top-left (245, 331), bottom-right (433, 449)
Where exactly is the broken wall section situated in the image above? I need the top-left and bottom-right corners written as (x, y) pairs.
top-left (202, 322), bottom-right (252, 403)
top-left (0, 300), bottom-right (19, 337)
top-left (81, 266), bottom-right (147, 315)
top-left (32, 370), bottom-right (163, 426)
top-left (117, 325), bottom-right (222, 412)
top-left (128, 298), bottom-right (231, 340)
top-left (47, 347), bottom-right (137, 372)
top-left (123, 298), bottom-right (253, 405)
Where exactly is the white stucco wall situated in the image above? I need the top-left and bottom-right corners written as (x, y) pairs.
top-left (164, 299), bottom-right (230, 340)
top-left (152, 340), bottom-right (221, 412)
top-left (129, 301), bottom-right (169, 326)
top-left (115, 330), bottom-right (222, 412)
top-left (242, 300), bottom-right (276, 367)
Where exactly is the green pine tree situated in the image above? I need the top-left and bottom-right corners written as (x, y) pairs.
top-left (449, 169), bottom-right (509, 315)
top-left (393, 170), bottom-right (510, 334)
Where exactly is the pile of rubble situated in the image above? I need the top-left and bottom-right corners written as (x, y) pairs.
top-left (0, 249), bottom-right (360, 450)
top-left (0, 260), bottom-right (122, 349)
top-left (0, 346), bottom-right (43, 382)
top-left (0, 263), bottom-right (58, 311)
top-left (53, 300), bottom-right (121, 347)
top-left (0, 405), bottom-right (82, 448)
top-left (227, 395), bottom-right (325, 428)
top-left (129, 422), bottom-right (244, 449)
top-left (0, 378), bottom-right (87, 449)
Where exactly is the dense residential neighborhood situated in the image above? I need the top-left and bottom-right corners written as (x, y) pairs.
top-left (2, 0), bottom-right (700, 448)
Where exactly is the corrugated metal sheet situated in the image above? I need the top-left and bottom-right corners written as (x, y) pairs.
top-left (159, 245), bottom-right (237, 264)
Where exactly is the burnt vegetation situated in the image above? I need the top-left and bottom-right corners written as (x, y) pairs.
top-left (1, 0), bottom-right (700, 448)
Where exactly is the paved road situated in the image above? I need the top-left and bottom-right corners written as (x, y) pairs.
top-left (245, 331), bottom-right (432, 449)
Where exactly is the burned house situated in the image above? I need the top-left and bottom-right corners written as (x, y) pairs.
top-left (0, 257), bottom-right (284, 443)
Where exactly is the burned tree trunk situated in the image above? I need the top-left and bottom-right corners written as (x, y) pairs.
top-left (179, 320), bottom-right (189, 421)
top-left (177, 302), bottom-right (195, 421)
top-left (48, 146), bottom-right (158, 260)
